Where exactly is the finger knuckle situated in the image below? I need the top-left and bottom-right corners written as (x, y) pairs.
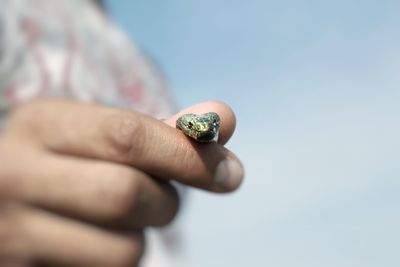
top-left (6, 107), bottom-right (31, 132)
top-left (104, 112), bottom-right (147, 161)
top-left (0, 143), bottom-right (20, 199)
top-left (0, 204), bottom-right (28, 257)
top-left (97, 167), bottom-right (141, 220)
top-left (6, 101), bottom-right (44, 130)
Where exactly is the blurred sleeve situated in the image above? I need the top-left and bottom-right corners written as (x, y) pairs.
top-left (0, 1), bottom-right (22, 126)
top-left (0, 2), bottom-right (18, 90)
top-left (0, 1), bottom-right (34, 130)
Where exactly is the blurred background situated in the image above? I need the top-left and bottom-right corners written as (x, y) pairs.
top-left (108, 1), bottom-right (400, 266)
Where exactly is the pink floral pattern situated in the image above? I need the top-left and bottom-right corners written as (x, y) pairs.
top-left (0, 0), bottom-right (176, 124)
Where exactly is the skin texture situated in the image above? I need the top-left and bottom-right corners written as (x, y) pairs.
top-left (176, 112), bottom-right (221, 142)
top-left (0, 99), bottom-right (244, 267)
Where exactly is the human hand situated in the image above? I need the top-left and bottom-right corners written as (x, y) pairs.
top-left (0, 99), bottom-right (244, 266)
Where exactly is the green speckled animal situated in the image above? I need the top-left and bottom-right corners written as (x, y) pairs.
top-left (176, 112), bottom-right (221, 142)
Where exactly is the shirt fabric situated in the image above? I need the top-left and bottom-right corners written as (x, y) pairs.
top-left (0, 0), bottom-right (176, 125)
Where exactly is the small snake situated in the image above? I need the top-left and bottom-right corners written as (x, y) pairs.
top-left (176, 112), bottom-right (221, 142)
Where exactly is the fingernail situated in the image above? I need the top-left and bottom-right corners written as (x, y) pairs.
top-left (214, 158), bottom-right (244, 191)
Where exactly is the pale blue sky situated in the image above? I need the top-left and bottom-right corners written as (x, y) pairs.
top-left (108, 1), bottom-right (400, 266)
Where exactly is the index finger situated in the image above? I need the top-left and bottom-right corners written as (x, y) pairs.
top-left (7, 99), bottom-right (244, 192)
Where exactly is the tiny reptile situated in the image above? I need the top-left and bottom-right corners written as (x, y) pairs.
top-left (176, 112), bottom-right (221, 142)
